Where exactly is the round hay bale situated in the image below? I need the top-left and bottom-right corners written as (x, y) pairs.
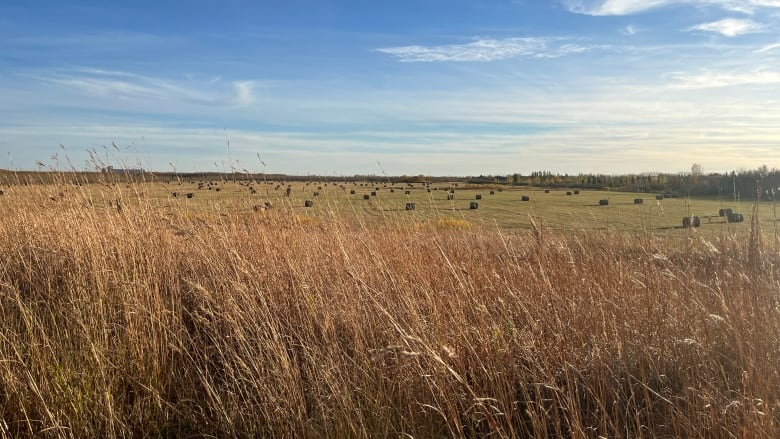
top-left (476, 194), bottom-right (482, 200)
top-left (692, 216), bottom-right (701, 227)
top-left (371, 191), bottom-right (377, 196)
top-left (363, 194), bottom-right (370, 200)
top-left (656, 194), bottom-right (664, 200)
top-left (490, 190), bottom-right (495, 195)
top-left (521, 196), bottom-right (530, 201)
top-left (544, 189), bottom-right (550, 193)
top-left (566, 191), bottom-right (573, 196)
top-left (634, 198), bottom-right (643, 204)
top-left (574, 190), bottom-right (580, 195)
top-left (390, 189), bottom-right (395, 193)
top-left (350, 190), bottom-right (356, 194)
top-left (719, 208), bottom-right (733, 217)
top-left (599, 199), bottom-right (609, 205)
top-left (683, 217), bottom-right (691, 228)
top-left (727, 212), bottom-right (744, 223)
top-left (470, 202), bottom-right (478, 209)
top-left (186, 193), bottom-right (194, 199)
top-left (304, 200), bottom-right (314, 207)
top-left (405, 202), bottom-right (416, 211)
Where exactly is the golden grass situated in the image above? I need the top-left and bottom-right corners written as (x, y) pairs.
top-left (0, 176), bottom-right (778, 437)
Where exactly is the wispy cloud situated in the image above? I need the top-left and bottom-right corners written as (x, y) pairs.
top-left (671, 69), bottom-right (780, 88)
top-left (755, 41), bottom-right (780, 53)
top-left (565, 0), bottom-right (671, 16)
top-left (565, 0), bottom-right (780, 16)
top-left (622, 24), bottom-right (640, 35)
top-left (376, 38), bottom-right (600, 62)
top-left (687, 18), bottom-right (764, 37)
top-left (40, 69), bottom-right (256, 107)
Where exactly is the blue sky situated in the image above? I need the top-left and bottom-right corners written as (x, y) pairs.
top-left (2, 0), bottom-right (780, 175)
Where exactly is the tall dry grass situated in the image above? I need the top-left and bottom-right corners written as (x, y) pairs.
top-left (0, 176), bottom-right (777, 438)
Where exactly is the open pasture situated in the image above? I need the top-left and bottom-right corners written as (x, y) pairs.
top-left (5, 177), bottom-right (774, 237)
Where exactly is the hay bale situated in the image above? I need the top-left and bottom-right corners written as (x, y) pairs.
top-left (683, 217), bottom-right (691, 228)
top-left (634, 198), bottom-right (643, 204)
top-left (215, 188), bottom-right (221, 192)
top-left (544, 189), bottom-right (550, 193)
top-left (599, 199), bottom-right (609, 205)
top-left (693, 216), bottom-right (701, 227)
top-left (304, 200), bottom-right (314, 207)
top-left (371, 191), bottom-right (377, 196)
top-left (405, 202), bottom-right (416, 211)
top-left (186, 193), bottom-right (194, 199)
top-left (656, 194), bottom-right (664, 200)
top-left (404, 190), bottom-right (411, 195)
top-left (574, 190), bottom-right (580, 195)
top-left (470, 202), bottom-right (478, 209)
top-left (566, 191), bottom-right (573, 195)
top-left (719, 208), bottom-right (733, 217)
top-left (363, 194), bottom-right (370, 200)
top-left (476, 194), bottom-right (482, 200)
top-left (521, 196), bottom-right (530, 201)
top-left (350, 190), bottom-right (356, 194)
top-left (490, 191), bottom-right (495, 195)
top-left (727, 212), bottom-right (744, 223)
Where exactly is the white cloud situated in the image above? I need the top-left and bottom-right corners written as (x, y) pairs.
top-left (565, 0), bottom-right (780, 15)
top-left (41, 69), bottom-right (256, 107)
top-left (566, 0), bottom-right (671, 15)
top-left (233, 81), bottom-right (257, 106)
top-left (376, 38), bottom-right (599, 62)
top-left (671, 69), bottom-right (780, 88)
top-left (687, 18), bottom-right (764, 37)
top-left (622, 24), bottom-right (640, 35)
top-left (755, 42), bottom-right (780, 53)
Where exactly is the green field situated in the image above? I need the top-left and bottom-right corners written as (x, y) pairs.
top-left (8, 178), bottom-right (774, 238)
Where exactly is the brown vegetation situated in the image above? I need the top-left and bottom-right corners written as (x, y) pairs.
top-left (0, 178), bottom-right (778, 437)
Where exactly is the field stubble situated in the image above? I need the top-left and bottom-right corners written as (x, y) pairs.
top-left (0, 176), bottom-right (777, 437)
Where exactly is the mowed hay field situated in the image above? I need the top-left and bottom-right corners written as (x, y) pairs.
top-left (12, 177), bottom-right (776, 235)
top-left (0, 176), bottom-right (778, 437)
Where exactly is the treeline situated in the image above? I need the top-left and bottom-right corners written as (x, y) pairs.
top-left (496, 166), bottom-right (780, 199)
top-left (1, 167), bottom-right (778, 200)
